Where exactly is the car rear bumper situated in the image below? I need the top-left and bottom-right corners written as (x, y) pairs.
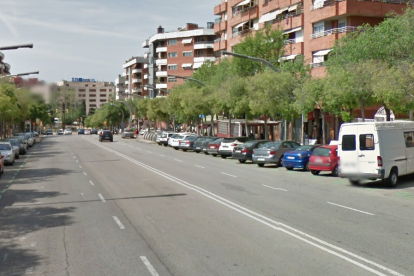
top-left (308, 162), bottom-right (336, 171)
top-left (252, 156), bottom-right (276, 164)
top-left (339, 169), bottom-right (385, 180)
top-left (178, 145), bottom-right (192, 150)
top-left (207, 149), bottom-right (219, 154)
top-left (219, 150), bottom-right (233, 156)
top-left (232, 153), bottom-right (251, 160)
top-left (283, 159), bottom-right (306, 168)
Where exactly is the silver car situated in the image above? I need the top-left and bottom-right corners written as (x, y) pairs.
top-left (252, 141), bottom-right (300, 167)
top-left (121, 130), bottom-right (135, 138)
top-left (0, 142), bottom-right (15, 165)
top-left (1, 139), bottom-right (20, 159)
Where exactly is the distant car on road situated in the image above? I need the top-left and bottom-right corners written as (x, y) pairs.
top-left (64, 129), bottom-right (72, 135)
top-left (232, 140), bottom-right (270, 163)
top-left (252, 141), bottom-right (300, 167)
top-left (309, 145), bottom-right (339, 176)
top-left (84, 129), bottom-right (91, 135)
top-left (57, 129), bottom-right (64, 135)
top-left (91, 129), bottom-right (98, 135)
top-left (99, 130), bottom-right (113, 142)
top-left (78, 129), bottom-right (85, 135)
top-left (46, 129), bottom-right (53, 135)
top-left (121, 130), bottom-right (135, 139)
top-left (283, 145), bottom-right (321, 171)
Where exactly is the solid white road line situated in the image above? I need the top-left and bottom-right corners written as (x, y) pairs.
top-left (221, 172), bottom-right (237, 178)
top-left (327, 202), bottom-right (375, 216)
top-left (262, 184), bottom-right (288, 192)
top-left (98, 193), bottom-right (106, 202)
top-left (85, 138), bottom-right (403, 276)
top-left (2, 252), bottom-right (8, 262)
top-left (140, 256), bottom-right (160, 276)
top-left (89, 180), bottom-right (95, 186)
top-left (195, 165), bottom-right (205, 169)
top-left (112, 216), bottom-right (125, 230)
top-left (174, 159), bottom-right (183, 162)
top-left (83, 172), bottom-right (87, 176)
top-left (160, 155), bottom-right (165, 157)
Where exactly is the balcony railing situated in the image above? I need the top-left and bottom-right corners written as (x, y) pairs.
top-left (232, 28), bottom-right (253, 38)
top-left (194, 53), bottom-right (216, 58)
top-left (284, 37), bottom-right (304, 44)
top-left (268, 10), bottom-right (304, 25)
top-left (214, 38), bottom-right (222, 43)
top-left (310, 0), bottom-right (410, 10)
top-left (310, 26), bottom-right (358, 39)
top-left (232, 4), bottom-right (258, 17)
top-left (194, 41), bottom-right (214, 44)
top-left (215, 18), bottom-right (223, 24)
top-left (310, 62), bottom-right (326, 68)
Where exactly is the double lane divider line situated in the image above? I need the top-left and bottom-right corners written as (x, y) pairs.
top-left (140, 256), bottom-right (160, 276)
top-left (327, 202), bottom-right (375, 216)
top-left (86, 138), bottom-right (402, 276)
top-left (112, 216), bottom-right (125, 229)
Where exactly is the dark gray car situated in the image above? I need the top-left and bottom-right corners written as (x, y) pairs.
top-left (178, 135), bottom-right (200, 151)
top-left (193, 137), bottom-right (214, 153)
top-left (252, 141), bottom-right (300, 167)
top-left (202, 137), bottom-right (220, 154)
top-left (232, 140), bottom-right (270, 163)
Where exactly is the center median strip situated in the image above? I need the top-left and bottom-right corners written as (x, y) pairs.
top-left (84, 137), bottom-right (402, 276)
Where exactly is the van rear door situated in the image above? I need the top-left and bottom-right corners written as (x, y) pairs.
top-left (339, 125), bottom-right (360, 175)
top-left (356, 125), bottom-right (378, 177)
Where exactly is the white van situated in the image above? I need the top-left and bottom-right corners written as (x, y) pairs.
top-left (338, 121), bottom-right (414, 187)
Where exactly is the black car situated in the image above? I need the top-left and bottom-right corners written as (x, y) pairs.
top-left (78, 129), bottom-right (85, 135)
top-left (91, 129), bottom-right (98, 135)
top-left (178, 135), bottom-right (200, 151)
top-left (99, 130), bottom-right (113, 142)
top-left (232, 140), bottom-right (270, 163)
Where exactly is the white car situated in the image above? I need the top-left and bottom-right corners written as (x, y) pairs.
top-left (57, 129), bottom-right (64, 135)
top-left (157, 132), bottom-right (177, 146)
top-left (168, 133), bottom-right (194, 150)
top-left (218, 137), bottom-right (252, 159)
top-left (64, 129), bottom-right (72, 135)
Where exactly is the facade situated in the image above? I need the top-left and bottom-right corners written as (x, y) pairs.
top-left (56, 80), bottom-right (115, 114)
top-left (0, 51), bottom-right (11, 75)
top-left (122, 57), bottom-right (148, 99)
top-left (114, 76), bottom-right (125, 101)
top-left (142, 23), bottom-right (215, 98)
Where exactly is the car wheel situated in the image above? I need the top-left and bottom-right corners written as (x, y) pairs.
top-left (16, 155), bottom-right (19, 159)
top-left (204, 152), bottom-right (209, 155)
top-left (311, 170), bottom-right (320, 175)
top-left (332, 165), bottom-right (339, 177)
top-left (221, 155), bottom-right (226, 159)
top-left (163, 144), bottom-right (168, 147)
top-left (385, 168), bottom-right (398, 187)
top-left (195, 150), bottom-right (200, 153)
top-left (349, 179), bottom-right (360, 185)
top-left (285, 167), bottom-right (293, 171)
top-left (278, 156), bottom-right (284, 167)
top-left (257, 163), bottom-right (264, 167)
top-left (110, 139), bottom-right (113, 142)
top-left (238, 159), bottom-right (246, 163)
top-left (304, 162), bottom-right (310, 171)
top-left (183, 149), bottom-right (187, 152)
top-left (174, 147), bottom-right (179, 150)
top-left (158, 143), bottom-right (162, 146)
top-left (212, 154), bottom-right (217, 157)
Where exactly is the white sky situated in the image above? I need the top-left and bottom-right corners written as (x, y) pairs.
top-left (0, 0), bottom-right (215, 82)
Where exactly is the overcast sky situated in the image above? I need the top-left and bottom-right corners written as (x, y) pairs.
top-left (0, 0), bottom-right (215, 83)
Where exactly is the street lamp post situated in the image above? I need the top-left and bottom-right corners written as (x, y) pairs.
top-left (0, 71), bottom-right (39, 79)
top-left (0, 44), bottom-right (33, 50)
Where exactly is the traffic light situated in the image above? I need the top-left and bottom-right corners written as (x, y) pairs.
top-left (110, 100), bottom-right (113, 106)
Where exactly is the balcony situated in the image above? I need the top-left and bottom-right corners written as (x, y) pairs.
top-left (309, 0), bottom-right (409, 23)
top-left (132, 78), bottom-right (141, 83)
top-left (283, 41), bottom-right (304, 56)
top-left (156, 71), bottom-right (168, 77)
top-left (144, 63), bottom-right (148, 69)
top-left (156, 47), bottom-right (167, 53)
top-left (194, 56), bottom-right (216, 63)
top-left (156, 59), bottom-right (167, 65)
top-left (132, 88), bottom-right (142, 93)
top-left (156, 83), bottom-right (168, 89)
top-left (269, 11), bottom-right (303, 31)
top-left (142, 39), bottom-right (149, 48)
top-left (308, 27), bottom-right (351, 52)
top-left (310, 26), bottom-right (358, 39)
top-left (214, 20), bottom-right (227, 33)
top-left (232, 28), bottom-right (253, 38)
top-left (116, 87), bottom-right (125, 93)
top-left (144, 52), bottom-right (149, 59)
top-left (132, 68), bottom-right (142, 73)
top-left (214, 1), bottom-right (227, 15)
top-left (122, 72), bottom-right (127, 77)
top-left (214, 39), bottom-right (227, 51)
top-left (194, 41), bottom-right (215, 50)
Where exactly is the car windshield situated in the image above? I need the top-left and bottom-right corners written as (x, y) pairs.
top-left (0, 144), bottom-right (11, 150)
top-left (260, 142), bottom-right (281, 149)
top-left (212, 138), bottom-right (224, 144)
top-left (296, 145), bottom-right (314, 151)
top-left (185, 136), bottom-right (198, 141)
top-left (240, 141), bottom-right (257, 147)
top-left (312, 147), bottom-right (331, 156)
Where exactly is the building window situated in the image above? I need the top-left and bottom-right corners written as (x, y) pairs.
top-left (93, 85), bottom-right (95, 87)
top-left (90, 89), bottom-right (96, 92)
top-left (168, 52), bottom-right (178, 58)
top-left (168, 65), bottom-right (177, 70)
top-left (313, 22), bottom-right (324, 34)
top-left (183, 51), bottom-right (193, 57)
top-left (100, 99), bottom-right (106, 102)
top-left (89, 99), bottom-right (96, 102)
top-left (100, 89), bottom-right (106, 92)
top-left (168, 39), bottom-right (177, 45)
top-left (89, 94), bottom-right (96, 97)
top-left (168, 77), bottom-right (177, 82)
top-left (85, 84), bottom-right (88, 87)
top-left (338, 22), bottom-right (346, 28)
top-left (109, 89), bottom-right (112, 92)
top-left (100, 94), bottom-right (106, 97)
top-left (79, 89), bottom-right (85, 92)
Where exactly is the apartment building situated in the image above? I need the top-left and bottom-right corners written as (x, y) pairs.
top-left (214, 0), bottom-right (408, 76)
top-left (57, 79), bottom-right (115, 114)
top-left (142, 23), bottom-right (215, 98)
top-left (114, 75), bottom-right (125, 101)
top-left (122, 57), bottom-right (149, 99)
top-left (0, 51), bottom-right (11, 75)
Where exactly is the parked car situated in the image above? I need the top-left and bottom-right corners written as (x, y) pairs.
top-left (91, 129), bottom-right (98, 135)
top-left (0, 142), bottom-right (15, 165)
top-left (158, 132), bottom-right (176, 146)
top-left (283, 145), bottom-right (321, 171)
top-left (31, 131), bottom-right (39, 137)
top-left (178, 135), bottom-right (200, 151)
top-left (193, 137), bottom-right (213, 153)
top-left (206, 138), bottom-right (224, 157)
top-left (46, 129), bottom-right (53, 135)
top-left (219, 136), bottom-right (254, 159)
top-left (2, 138), bottom-right (20, 159)
top-left (99, 130), bottom-right (113, 142)
top-left (252, 141), bottom-right (300, 167)
top-left (17, 133), bottom-right (34, 147)
top-left (64, 128), bottom-right (72, 135)
top-left (13, 137), bottom-right (26, 155)
top-left (202, 137), bottom-right (220, 154)
top-left (232, 140), bottom-right (270, 163)
top-left (139, 129), bottom-right (146, 135)
top-left (121, 130), bottom-right (135, 139)
top-left (169, 133), bottom-right (194, 150)
top-left (0, 151), bottom-right (4, 176)
top-left (78, 129), bottom-right (85, 135)
top-left (309, 145), bottom-right (339, 176)
top-left (57, 129), bottom-right (64, 135)
top-left (13, 136), bottom-right (28, 151)
top-left (84, 129), bottom-right (91, 135)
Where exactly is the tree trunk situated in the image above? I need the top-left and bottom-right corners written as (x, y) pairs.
top-left (264, 114), bottom-right (268, 140)
top-left (322, 111), bottom-right (326, 145)
top-left (228, 111), bottom-right (232, 138)
top-left (210, 111), bottom-right (214, 136)
top-left (360, 99), bottom-right (365, 122)
top-left (244, 113), bottom-right (248, 137)
top-left (383, 103), bottom-right (391, 121)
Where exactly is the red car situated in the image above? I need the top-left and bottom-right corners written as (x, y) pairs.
top-left (308, 145), bottom-right (339, 176)
top-left (0, 153), bottom-right (4, 177)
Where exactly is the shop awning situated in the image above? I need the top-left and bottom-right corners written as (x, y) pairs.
top-left (236, 0), bottom-right (251, 7)
top-left (181, 63), bottom-right (193, 67)
top-left (234, 21), bottom-right (248, 29)
top-left (313, 49), bottom-right (332, 56)
top-left (288, 4), bottom-right (299, 12)
top-left (259, 9), bottom-right (281, 23)
top-left (284, 27), bottom-right (302, 34)
top-left (182, 38), bottom-right (193, 44)
top-left (280, 54), bottom-right (298, 61)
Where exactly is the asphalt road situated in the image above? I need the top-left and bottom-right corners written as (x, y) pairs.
top-left (1, 134), bottom-right (414, 276)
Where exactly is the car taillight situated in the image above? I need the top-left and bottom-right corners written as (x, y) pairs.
top-left (232, 143), bottom-right (237, 146)
top-left (252, 150), bottom-right (255, 154)
top-left (270, 150), bottom-right (276, 155)
top-left (186, 141), bottom-right (191, 144)
top-left (242, 148), bottom-right (248, 153)
top-left (377, 156), bottom-right (383, 167)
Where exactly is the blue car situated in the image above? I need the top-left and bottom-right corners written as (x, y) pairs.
top-left (78, 129), bottom-right (85, 135)
top-left (283, 145), bottom-right (321, 171)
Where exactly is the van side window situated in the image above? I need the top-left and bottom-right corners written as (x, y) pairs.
top-left (404, 132), bottom-right (414, 148)
top-left (360, 134), bottom-right (375, 150)
top-left (342, 135), bottom-right (356, 151)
